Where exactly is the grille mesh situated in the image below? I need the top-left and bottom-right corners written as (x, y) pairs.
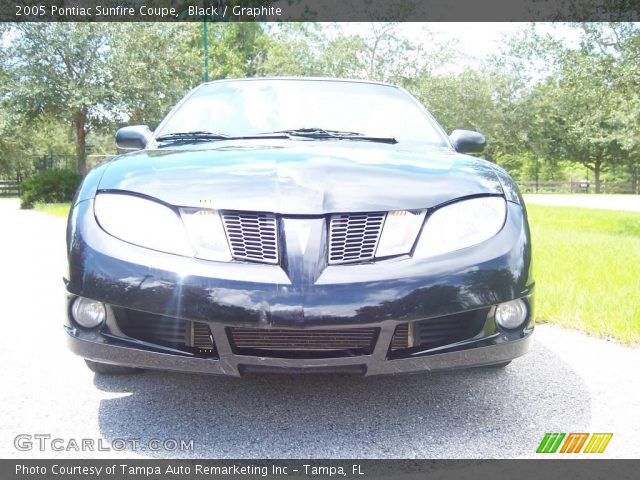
top-left (117, 310), bottom-right (188, 345)
top-left (328, 212), bottom-right (386, 264)
top-left (192, 322), bottom-right (214, 351)
top-left (391, 323), bottom-right (409, 350)
top-left (229, 327), bottom-right (378, 357)
top-left (114, 308), bottom-right (216, 356)
top-left (411, 309), bottom-right (487, 347)
top-left (390, 308), bottom-right (489, 355)
top-left (221, 211), bottom-right (279, 264)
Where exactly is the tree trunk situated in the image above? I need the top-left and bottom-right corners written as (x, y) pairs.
top-left (74, 111), bottom-right (87, 176)
top-left (593, 160), bottom-right (601, 194)
top-left (369, 33), bottom-right (382, 80)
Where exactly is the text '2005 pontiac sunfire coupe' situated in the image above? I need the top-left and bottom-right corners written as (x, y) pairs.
top-left (65, 77), bottom-right (533, 376)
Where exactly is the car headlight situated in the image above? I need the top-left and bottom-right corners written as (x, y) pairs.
top-left (94, 193), bottom-right (231, 261)
top-left (179, 207), bottom-right (232, 262)
top-left (376, 210), bottom-right (426, 258)
top-left (413, 196), bottom-right (506, 258)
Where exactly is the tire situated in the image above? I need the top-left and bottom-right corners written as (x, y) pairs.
top-left (484, 361), bottom-right (511, 369)
top-left (84, 359), bottom-right (142, 375)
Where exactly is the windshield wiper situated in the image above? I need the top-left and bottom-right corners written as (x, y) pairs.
top-left (268, 128), bottom-right (364, 137)
top-left (259, 128), bottom-right (398, 144)
top-left (156, 128), bottom-right (398, 145)
top-left (155, 131), bottom-right (231, 143)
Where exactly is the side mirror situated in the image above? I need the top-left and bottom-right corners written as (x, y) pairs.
top-left (449, 129), bottom-right (486, 154)
top-left (115, 125), bottom-right (154, 150)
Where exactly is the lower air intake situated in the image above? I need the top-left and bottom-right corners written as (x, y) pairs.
top-left (228, 327), bottom-right (379, 358)
top-left (389, 308), bottom-right (489, 357)
top-left (113, 308), bottom-right (216, 357)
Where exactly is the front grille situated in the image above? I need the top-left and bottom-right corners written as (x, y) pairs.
top-left (328, 212), bottom-right (386, 264)
top-left (113, 308), bottom-right (216, 357)
top-left (390, 308), bottom-right (489, 357)
top-left (221, 211), bottom-right (279, 264)
top-left (191, 321), bottom-right (216, 355)
top-left (391, 323), bottom-right (409, 349)
top-left (228, 327), bottom-right (379, 358)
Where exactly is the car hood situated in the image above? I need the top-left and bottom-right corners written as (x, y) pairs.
top-left (97, 139), bottom-right (503, 214)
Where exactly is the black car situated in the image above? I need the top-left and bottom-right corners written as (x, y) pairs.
top-left (65, 77), bottom-right (533, 376)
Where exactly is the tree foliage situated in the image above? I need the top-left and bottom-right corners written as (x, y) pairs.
top-left (4, 24), bottom-right (119, 175)
top-left (519, 24), bottom-right (637, 192)
top-left (20, 169), bottom-right (81, 209)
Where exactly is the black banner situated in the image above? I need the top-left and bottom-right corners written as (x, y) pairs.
top-left (2, 0), bottom-right (640, 22)
top-left (3, 460), bottom-right (640, 480)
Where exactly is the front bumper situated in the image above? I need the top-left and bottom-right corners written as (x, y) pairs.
top-left (66, 325), bottom-right (533, 376)
top-left (65, 198), bottom-right (534, 376)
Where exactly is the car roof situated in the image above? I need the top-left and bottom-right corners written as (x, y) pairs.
top-left (202, 76), bottom-right (400, 89)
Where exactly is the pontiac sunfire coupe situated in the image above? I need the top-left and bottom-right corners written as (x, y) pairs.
top-left (65, 77), bottom-right (533, 376)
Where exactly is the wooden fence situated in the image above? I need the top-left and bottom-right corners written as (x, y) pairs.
top-left (0, 179), bottom-right (21, 197)
top-left (520, 180), bottom-right (640, 195)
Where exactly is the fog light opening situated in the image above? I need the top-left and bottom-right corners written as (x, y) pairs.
top-left (71, 297), bottom-right (106, 329)
top-left (495, 299), bottom-right (528, 330)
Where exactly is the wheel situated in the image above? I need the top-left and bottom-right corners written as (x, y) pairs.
top-left (84, 359), bottom-right (142, 375)
top-left (484, 361), bottom-right (511, 369)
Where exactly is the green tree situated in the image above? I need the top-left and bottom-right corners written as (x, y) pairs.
top-left (2, 23), bottom-right (204, 175)
top-left (525, 25), bottom-right (636, 193)
top-left (109, 23), bottom-right (201, 127)
top-left (256, 24), bottom-right (315, 76)
top-left (259, 24), bottom-right (366, 77)
top-left (4, 24), bottom-right (119, 175)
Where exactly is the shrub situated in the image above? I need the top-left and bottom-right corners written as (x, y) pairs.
top-left (20, 169), bottom-right (82, 209)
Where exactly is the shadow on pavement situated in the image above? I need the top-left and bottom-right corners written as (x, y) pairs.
top-left (94, 341), bottom-right (590, 458)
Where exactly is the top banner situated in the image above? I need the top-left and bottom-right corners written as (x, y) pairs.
top-left (3, 0), bottom-right (640, 22)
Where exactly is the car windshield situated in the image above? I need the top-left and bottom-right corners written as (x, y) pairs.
top-left (155, 79), bottom-right (449, 146)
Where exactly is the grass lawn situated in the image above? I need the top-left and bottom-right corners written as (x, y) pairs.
top-left (33, 200), bottom-right (640, 344)
top-left (527, 204), bottom-right (640, 345)
top-left (34, 202), bottom-right (71, 218)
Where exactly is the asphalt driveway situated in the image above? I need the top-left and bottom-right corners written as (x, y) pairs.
top-left (1, 198), bottom-right (638, 459)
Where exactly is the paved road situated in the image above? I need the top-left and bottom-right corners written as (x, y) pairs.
top-left (1, 198), bottom-right (638, 459)
top-left (524, 194), bottom-right (640, 212)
